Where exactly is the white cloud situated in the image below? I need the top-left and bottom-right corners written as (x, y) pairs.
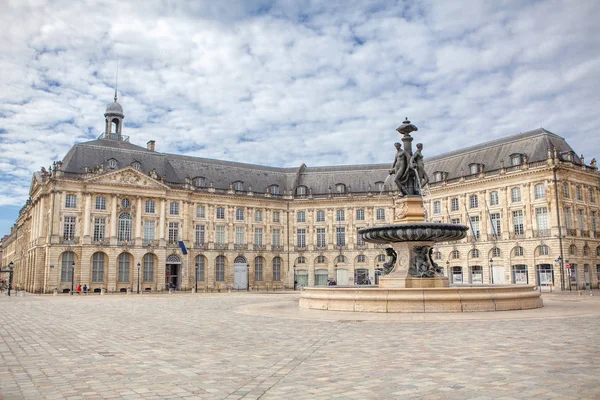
top-left (0, 0), bottom-right (599, 234)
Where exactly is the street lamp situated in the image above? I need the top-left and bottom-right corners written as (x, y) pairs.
top-left (195, 262), bottom-right (198, 293)
top-left (7, 261), bottom-right (14, 297)
top-left (71, 261), bottom-right (75, 295)
top-left (489, 258), bottom-right (494, 284)
top-left (293, 265), bottom-right (296, 290)
top-left (137, 262), bottom-right (141, 294)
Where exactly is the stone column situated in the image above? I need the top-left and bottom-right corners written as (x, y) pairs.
top-left (159, 199), bottom-right (166, 242)
top-left (110, 195), bottom-right (117, 239)
top-left (83, 193), bottom-right (92, 239)
top-left (135, 197), bottom-right (142, 240)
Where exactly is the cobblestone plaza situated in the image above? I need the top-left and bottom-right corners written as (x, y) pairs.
top-left (1, 292), bottom-right (600, 399)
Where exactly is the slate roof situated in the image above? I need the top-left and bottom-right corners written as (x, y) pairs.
top-left (60, 128), bottom-right (579, 195)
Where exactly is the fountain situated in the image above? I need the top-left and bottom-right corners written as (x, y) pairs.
top-left (299, 119), bottom-right (543, 313)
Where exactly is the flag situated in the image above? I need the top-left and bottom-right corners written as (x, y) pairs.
top-left (485, 198), bottom-right (497, 240)
top-left (463, 202), bottom-right (478, 241)
top-left (178, 241), bottom-right (188, 255)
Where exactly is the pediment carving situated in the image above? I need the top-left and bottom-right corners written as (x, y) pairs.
top-left (85, 168), bottom-right (168, 189)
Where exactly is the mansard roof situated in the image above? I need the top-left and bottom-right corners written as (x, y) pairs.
top-left (60, 128), bottom-right (582, 195)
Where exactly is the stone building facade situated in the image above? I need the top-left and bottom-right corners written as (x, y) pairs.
top-left (2, 97), bottom-right (599, 293)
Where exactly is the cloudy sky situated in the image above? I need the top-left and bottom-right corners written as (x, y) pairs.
top-left (0, 0), bottom-right (599, 236)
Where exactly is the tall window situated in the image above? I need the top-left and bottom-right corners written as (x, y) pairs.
top-left (143, 221), bottom-right (155, 242)
top-left (216, 207), bottom-right (225, 219)
top-left (270, 185), bottom-right (280, 195)
top-left (145, 200), bottom-right (155, 214)
top-left (168, 222), bottom-right (179, 243)
top-left (65, 194), bottom-right (77, 208)
top-left (433, 201), bottom-right (441, 214)
top-left (272, 211), bottom-right (280, 223)
top-left (196, 205), bottom-right (205, 218)
top-left (60, 252), bottom-right (75, 282)
top-left (451, 198), bottom-right (459, 211)
top-left (511, 187), bottom-right (521, 203)
top-left (492, 247), bottom-right (501, 257)
top-left (92, 252), bottom-right (104, 282)
top-left (316, 228), bottom-right (326, 247)
top-left (317, 255), bottom-right (327, 264)
top-left (469, 164), bottom-right (480, 174)
top-left (471, 249), bottom-right (480, 258)
top-left (592, 212), bottom-right (597, 233)
top-left (118, 253), bottom-right (130, 282)
top-left (215, 226), bottom-right (226, 245)
top-left (272, 229), bottom-right (281, 246)
top-left (355, 209), bottom-right (364, 221)
top-left (63, 216), bottom-right (76, 240)
top-left (254, 209), bottom-right (263, 222)
top-left (562, 183), bottom-right (569, 198)
top-left (254, 228), bottom-right (263, 246)
top-left (539, 245), bottom-right (549, 256)
top-left (589, 188), bottom-right (596, 203)
top-left (143, 254), bottom-right (154, 282)
top-left (470, 216), bottom-right (480, 239)
top-left (564, 207), bottom-right (572, 229)
top-left (118, 213), bottom-right (132, 241)
top-left (512, 210), bottom-right (524, 235)
top-left (297, 229), bottom-right (306, 247)
top-left (376, 208), bottom-right (386, 220)
top-left (490, 213), bottom-right (501, 236)
top-left (336, 209), bottom-right (345, 221)
top-left (215, 256), bottom-right (225, 282)
top-left (336, 183), bottom-right (346, 194)
top-left (451, 250), bottom-right (460, 259)
top-left (95, 196), bottom-right (106, 210)
top-left (93, 217), bottom-right (106, 241)
top-left (317, 210), bottom-right (326, 222)
top-left (489, 191), bottom-right (499, 206)
top-left (377, 254), bottom-right (386, 262)
top-left (535, 184), bottom-right (546, 200)
top-left (169, 202), bottom-right (179, 215)
top-left (536, 207), bottom-right (549, 235)
top-left (451, 218), bottom-right (461, 224)
top-left (576, 186), bottom-right (582, 201)
top-left (236, 208), bottom-right (244, 221)
top-left (121, 198), bottom-right (130, 208)
top-left (469, 195), bottom-right (479, 209)
top-left (233, 181), bottom-right (244, 191)
top-left (193, 177), bottom-right (205, 188)
top-left (195, 255), bottom-right (205, 282)
top-left (336, 227), bottom-right (346, 246)
top-left (577, 209), bottom-right (585, 233)
top-left (356, 228), bottom-right (365, 246)
top-left (195, 225), bottom-right (205, 245)
top-left (297, 211), bottom-right (306, 223)
top-left (273, 257), bottom-right (281, 281)
top-left (357, 255), bottom-right (366, 263)
top-left (255, 257), bottom-right (263, 281)
top-left (514, 246), bottom-right (524, 257)
top-left (296, 186), bottom-right (307, 196)
top-left (235, 227), bottom-right (245, 245)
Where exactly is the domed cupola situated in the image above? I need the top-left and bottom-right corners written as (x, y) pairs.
top-left (104, 89), bottom-right (124, 140)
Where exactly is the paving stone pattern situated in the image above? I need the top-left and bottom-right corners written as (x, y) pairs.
top-left (1, 292), bottom-right (599, 399)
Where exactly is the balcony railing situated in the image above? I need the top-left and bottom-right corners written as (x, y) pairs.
top-left (194, 243), bottom-right (207, 249)
top-left (567, 228), bottom-right (577, 237)
top-left (92, 239), bottom-right (110, 246)
top-left (214, 243), bottom-right (229, 250)
top-left (315, 245), bottom-right (327, 250)
top-left (234, 244), bottom-right (248, 250)
top-left (581, 230), bottom-right (589, 237)
top-left (535, 229), bottom-right (550, 238)
top-left (118, 240), bottom-right (135, 246)
top-left (271, 245), bottom-right (284, 252)
top-left (253, 245), bottom-right (266, 251)
top-left (166, 241), bottom-right (180, 248)
top-left (509, 232), bottom-right (525, 240)
top-left (60, 237), bottom-right (79, 245)
top-left (295, 245), bottom-right (307, 251)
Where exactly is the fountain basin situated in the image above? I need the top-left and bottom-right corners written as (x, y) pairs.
top-left (299, 285), bottom-right (543, 313)
top-left (359, 222), bottom-right (469, 243)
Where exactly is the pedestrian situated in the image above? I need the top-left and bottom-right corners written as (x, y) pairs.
top-left (366, 277), bottom-right (372, 285)
top-left (83, 284), bottom-right (87, 294)
top-left (77, 284), bottom-right (82, 295)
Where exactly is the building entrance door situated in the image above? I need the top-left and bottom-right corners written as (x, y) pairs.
top-left (233, 256), bottom-right (247, 290)
top-left (536, 264), bottom-right (554, 286)
top-left (336, 269), bottom-right (349, 285)
top-left (584, 265), bottom-right (590, 289)
top-left (165, 254), bottom-right (181, 290)
top-left (491, 266), bottom-right (505, 284)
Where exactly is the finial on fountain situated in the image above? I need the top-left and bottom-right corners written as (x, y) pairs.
top-left (396, 117), bottom-right (418, 136)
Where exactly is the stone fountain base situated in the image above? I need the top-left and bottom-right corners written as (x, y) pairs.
top-left (299, 285), bottom-right (543, 313)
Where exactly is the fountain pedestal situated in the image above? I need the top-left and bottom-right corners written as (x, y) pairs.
top-left (379, 241), bottom-right (449, 288)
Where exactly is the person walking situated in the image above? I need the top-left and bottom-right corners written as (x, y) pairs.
top-left (83, 284), bottom-right (87, 294)
top-left (77, 285), bottom-right (82, 295)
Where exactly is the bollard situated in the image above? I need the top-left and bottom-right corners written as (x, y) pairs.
top-left (101, 288), bottom-right (106, 295)
top-left (169, 288), bottom-right (173, 294)
top-left (53, 289), bottom-right (57, 296)
top-left (192, 288), bottom-right (197, 293)
top-left (127, 288), bottom-right (131, 295)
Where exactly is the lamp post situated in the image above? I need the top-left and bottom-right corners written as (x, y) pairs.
top-left (293, 265), bottom-right (296, 290)
top-left (71, 261), bottom-right (75, 295)
top-left (489, 258), bottom-right (494, 285)
top-left (137, 262), bottom-right (141, 294)
top-left (195, 262), bottom-right (198, 293)
top-left (247, 263), bottom-right (250, 291)
top-left (7, 261), bottom-right (14, 297)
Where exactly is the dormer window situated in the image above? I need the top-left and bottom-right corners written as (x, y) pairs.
top-left (108, 159), bottom-right (117, 169)
top-left (269, 185), bottom-right (280, 195)
top-left (375, 181), bottom-right (384, 192)
top-left (233, 181), bottom-right (244, 191)
top-left (193, 177), bottom-right (206, 188)
top-left (296, 185), bottom-right (307, 197)
top-left (130, 161), bottom-right (141, 171)
top-left (335, 183), bottom-right (346, 194)
top-left (468, 164), bottom-right (481, 175)
top-left (433, 171), bottom-right (445, 182)
top-left (510, 153), bottom-right (524, 166)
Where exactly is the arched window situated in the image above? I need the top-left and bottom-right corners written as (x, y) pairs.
top-left (434, 251), bottom-right (442, 260)
top-left (296, 256), bottom-right (306, 264)
top-left (131, 161), bottom-right (141, 171)
top-left (569, 244), bottom-right (577, 256)
top-left (118, 213), bottom-right (132, 241)
top-left (216, 256), bottom-right (225, 282)
top-left (108, 159), bottom-right (117, 169)
top-left (377, 254), bottom-right (386, 262)
top-left (255, 257), bottom-right (264, 281)
top-left (118, 253), bottom-right (131, 282)
top-left (316, 255), bottom-right (327, 264)
top-left (273, 257), bottom-right (281, 281)
top-left (451, 250), bottom-right (460, 259)
top-left (539, 245), bottom-right (550, 256)
top-left (583, 246), bottom-right (590, 256)
top-left (60, 251), bottom-right (75, 282)
top-left (336, 255), bottom-right (346, 263)
top-left (193, 177), bottom-right (205, 188)
top-left (597, 246), bottom-right (600, 256)
top-left (491, 247), bottom-right (501, 258)
top-left (143, 254), bottom-right (154, 282)
top-left (111, 118), bottom-right (119, 133)
top-left (296, 185), bottom-right (307, 196)
top-left (451, 266), bottom-right (463, 284)
top-left (335, 183), bottom-right (346, 194)
top-left (92, 252), bottom-right (105, 282)
top-left (514, 246), bottom-right (524, 257)
top-left (194, 255), bottom-right (205, 282)
top-left (470, 249), bottom-right (480, 259)
top-left (357, 255), bottom-right (366, 263)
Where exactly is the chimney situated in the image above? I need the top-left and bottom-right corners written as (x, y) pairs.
top-left (147, 140), bottom-right (155, 151)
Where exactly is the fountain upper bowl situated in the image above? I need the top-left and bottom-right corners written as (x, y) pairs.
top-left (358, 223), bottom-right (469, 243)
